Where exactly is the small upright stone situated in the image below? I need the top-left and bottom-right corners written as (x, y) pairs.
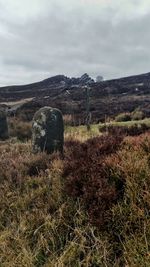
top-left (32, 107), bottom-right (64, 155)
top-left (0, 108), bottom-right (9, 140)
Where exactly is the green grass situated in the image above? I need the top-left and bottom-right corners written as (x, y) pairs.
top-left (65, 124), bottom-right (100, 141)
top-left (103, 118), bottom-right (150, 127)
top-left (65, 118), bottom-right (150, 139)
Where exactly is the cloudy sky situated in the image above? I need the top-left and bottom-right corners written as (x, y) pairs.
top-left (0, 0), bottom-right (150, 86)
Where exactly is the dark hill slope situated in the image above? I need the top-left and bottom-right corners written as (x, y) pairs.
top-left (1, 72), bottom-right (150, 123)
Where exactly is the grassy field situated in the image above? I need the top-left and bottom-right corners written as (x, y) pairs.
top-left (65, 124), bottom-right (100, 141)
top-left (1, 123), bottom-right (150, 266)
top-left (8, 117), bottom-right (150, 142)
top-left (65, 118), bottom-right (150, 140)
top-left (102, 118), bottom-right (150, 127)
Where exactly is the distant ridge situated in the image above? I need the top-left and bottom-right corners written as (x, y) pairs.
top-left (1, 71), bottom-right (150, 100)
top-left (1, 71), bottom-right (150, 123)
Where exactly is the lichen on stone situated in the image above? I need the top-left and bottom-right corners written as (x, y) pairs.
top-left (32, 106), bottom-right (64, 155)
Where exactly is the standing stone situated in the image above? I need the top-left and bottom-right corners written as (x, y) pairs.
top-left (0, 108), bottom-right (9, 140)
top-left (32, 107), bottom-right (64, 155)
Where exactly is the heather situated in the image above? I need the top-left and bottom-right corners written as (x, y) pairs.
top-left (0, 128), bottom-right (150, 266)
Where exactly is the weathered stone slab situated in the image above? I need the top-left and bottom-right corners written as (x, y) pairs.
top-left (32, 107), bottom-right (64, 154)
top-left (0, 108), bottom-right (9, 140)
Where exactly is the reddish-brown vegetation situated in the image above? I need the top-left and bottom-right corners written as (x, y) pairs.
top-left (63, 134), bottom-right (124, 227)
top-left (1, 130), bottom-right (150, 266)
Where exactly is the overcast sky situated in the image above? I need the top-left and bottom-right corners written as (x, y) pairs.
top-left (0, 0), bottom-right (150, 86)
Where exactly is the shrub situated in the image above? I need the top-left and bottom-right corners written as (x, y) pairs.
top-left (115, 113), bottom-right (132, 122)
top-left (0, 144), bottom-right (51, 188)
top-left (131, 110), bottom-right (144, 120)
top-left (8, 118), bottom-right (32, 141)
top-left (63, 134), bottom-right (124, 227)
top-left (24, 153), bottom-right (51, 176)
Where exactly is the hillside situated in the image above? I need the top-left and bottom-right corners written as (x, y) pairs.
top-left (1, 72), bottom-right (150, 123)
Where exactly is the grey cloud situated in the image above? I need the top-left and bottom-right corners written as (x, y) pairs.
top-left (0, 1), bottom-right (150, 86)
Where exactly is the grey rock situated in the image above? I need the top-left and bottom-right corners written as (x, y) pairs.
top-left (0, 108), bottom-right (9, 140)
top-left (69, 73), bottom-right (94, 86)
top-left (96, 75), bottom-right (103, 82)
top-left (32, 106), bottom-right (64, 155)
top-left (79, 73), bottom-right (94, 85)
